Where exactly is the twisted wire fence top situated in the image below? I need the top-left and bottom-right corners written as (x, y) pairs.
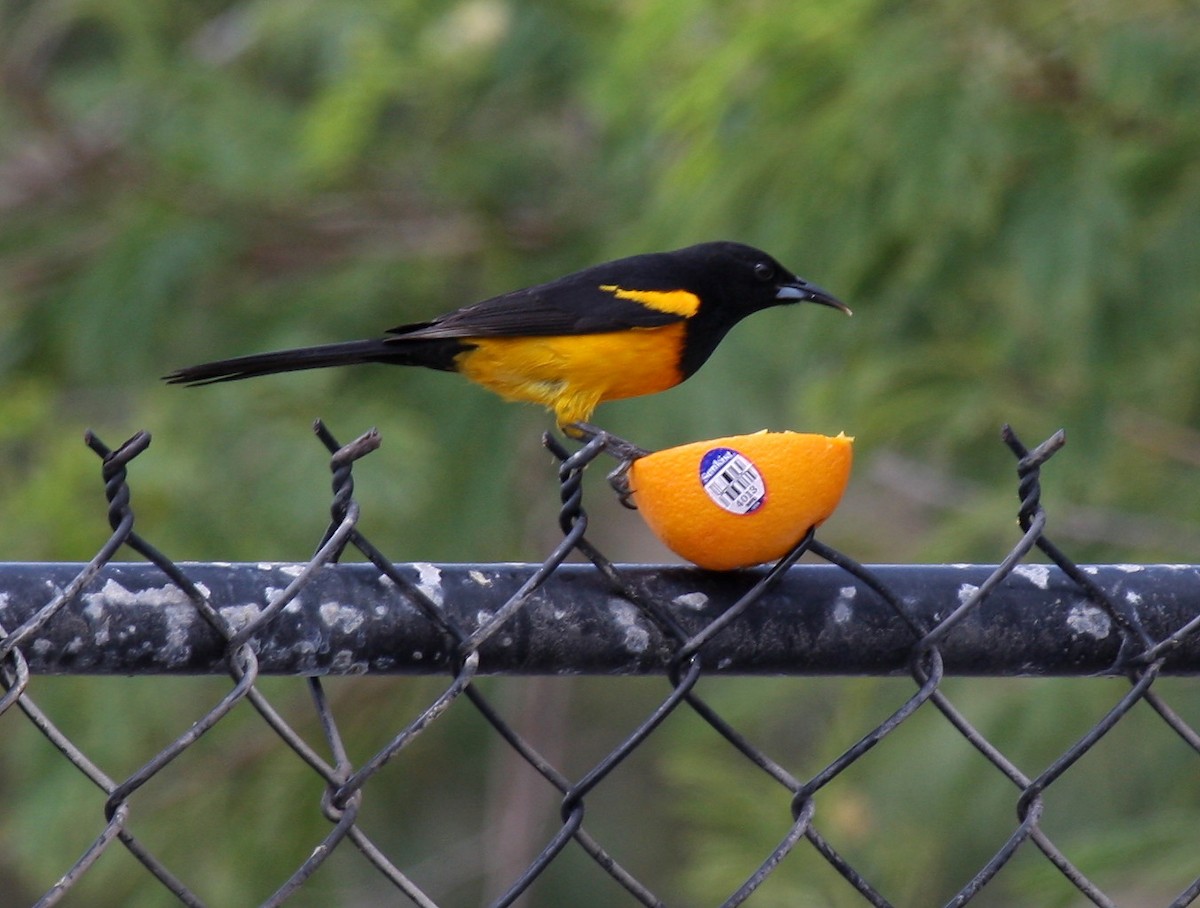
top-left (0, 421), bottom-right (1198, 907)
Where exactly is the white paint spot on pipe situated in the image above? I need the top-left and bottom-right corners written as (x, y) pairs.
top-left (220, 604), bottom-right (263, 632)
top-left (609, 599), bottom-right (649, 653)
top-left (163, 604), bottom-right (196, 664)
top-left (414, 563), bottom-right (444, 606)
top-left (672, 592), bottom-right (708, 611)
top-left (1013, 564), bottom-right (1051, 589)
top-left (85, 578), bottom-right (192, 610)
top-left (833, 587), bottom-right (857, 623)
top-left (1066, 604), bottom-right (1111, 639)
top-left (319, 602), bottom-right (364, 633)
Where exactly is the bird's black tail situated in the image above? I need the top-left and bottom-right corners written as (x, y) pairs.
top-left (163, 337), bottom-right (462, 386)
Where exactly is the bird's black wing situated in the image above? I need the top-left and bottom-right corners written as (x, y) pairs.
top-left (387, 268), bottom-right (692, 341)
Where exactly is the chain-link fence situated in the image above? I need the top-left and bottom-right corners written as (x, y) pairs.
top-left (1, 422), bottom-right (1198, 907)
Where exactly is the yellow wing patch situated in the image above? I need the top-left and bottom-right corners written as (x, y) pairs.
top-left (598, 285), bottom-right (701, 318)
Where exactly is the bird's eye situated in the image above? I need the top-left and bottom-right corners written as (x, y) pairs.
top-left (753, 262), bottom-right (775, 282)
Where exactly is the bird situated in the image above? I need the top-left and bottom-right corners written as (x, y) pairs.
top-left (164, 241), bottom-right (850, 430)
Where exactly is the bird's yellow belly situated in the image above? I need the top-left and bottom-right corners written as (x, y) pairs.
top-left (454, 323), bottom-right (687, 426)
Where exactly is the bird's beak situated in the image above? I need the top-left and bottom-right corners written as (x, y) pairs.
top-left (776, 279), bottom-right (852, 315)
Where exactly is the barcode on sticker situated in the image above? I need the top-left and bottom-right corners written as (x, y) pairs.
top-left (699, 447), bottom-right (766, 515)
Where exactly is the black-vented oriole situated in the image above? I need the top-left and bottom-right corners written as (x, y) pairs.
top-left (165, 241), bottom-right (850, 427)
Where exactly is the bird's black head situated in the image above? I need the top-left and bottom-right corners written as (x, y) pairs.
top-left (669, 241), bottom-right (850, 376)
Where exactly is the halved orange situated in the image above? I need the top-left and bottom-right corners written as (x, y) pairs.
top-left (627, 430), bottom-right (853, 570)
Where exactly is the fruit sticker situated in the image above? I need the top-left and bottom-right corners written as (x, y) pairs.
top-left (699, 447), bottom-right (766, 515)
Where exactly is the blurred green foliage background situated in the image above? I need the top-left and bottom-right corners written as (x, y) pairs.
top-left (1, 0), bottom-right (1199, 905)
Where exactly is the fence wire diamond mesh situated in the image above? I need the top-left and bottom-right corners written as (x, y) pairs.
top-left (0, 422), bottom-right (1198, 907)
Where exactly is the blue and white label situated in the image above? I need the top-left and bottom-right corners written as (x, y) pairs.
top-left (699, 447), bottom-right (766, 515)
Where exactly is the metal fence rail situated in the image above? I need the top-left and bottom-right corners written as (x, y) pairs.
top-left (1, 422), bottom-right (1198, 907)
top-left (5, 562), bottom-right (1200, 677)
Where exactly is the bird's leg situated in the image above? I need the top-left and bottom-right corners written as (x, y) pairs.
top-left (562, 422), bottom-right (649, 459)
top-left (606, 458), bottom-right (639, 510)
top-left (562, 422), bottom-right (649, 510)
top-left (558, 421), bottom-right (588, 441)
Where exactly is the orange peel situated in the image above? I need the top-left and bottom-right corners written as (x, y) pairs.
top-left (627, 430), bottom-right (853, 570)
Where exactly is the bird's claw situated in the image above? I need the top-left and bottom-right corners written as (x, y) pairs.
top-left (562, 422), bottom-right (647, 509)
